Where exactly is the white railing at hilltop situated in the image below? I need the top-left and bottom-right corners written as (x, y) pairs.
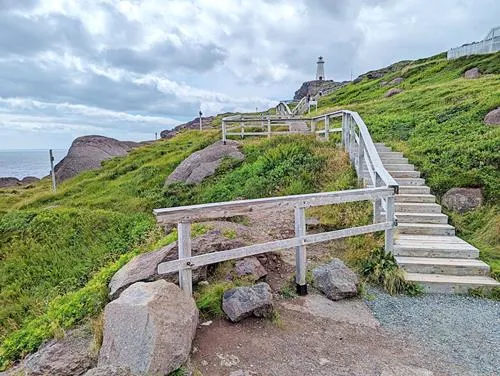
top-left (448, 26), bottom-right (500, 59)
top-left (154, 110), bottom-right (398, 296)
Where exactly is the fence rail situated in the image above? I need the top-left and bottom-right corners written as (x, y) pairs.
top-left (154, 109), bottom-right (398, 296)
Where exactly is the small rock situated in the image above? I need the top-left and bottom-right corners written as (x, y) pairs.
top-left (198, 280), bottom-right (210, 286)
top-left (484, 107), bottom-right (500, 125)
top-left (98, 280), bottom-right (198, 376)
top-left (384, 88), bottom-right (403, 98)
top-left (200, 320), bottom-right (213, 326)
top-left (379, 81), bottom-right (388, 87)
top-left (441, 188), bottom-right (483, 213)
top-left (319, 358), bottom-right (331, 366)
top-left (222, 283), bottom-right (273, 322)
top-left (234, 257), bottom-right (267, 280)
top-left (305, 217), bottom-right (320, 226)
top-left (313, 259), bottom-right (359, 301)
top-left (388, 77), bottom-right (404, 85)
top-left (24, 326), bottom-right (95, 376)
top-left (84, 366), bottom-right (132, 376)
top-left (217, 353), bottom-right (240, 367)
top-left (201, 360), bottom-right (208, 366)
top-left (464, 67), bottom-right (481, 79)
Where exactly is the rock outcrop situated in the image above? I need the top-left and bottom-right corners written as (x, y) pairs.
top-left (484, 107), bottom-right (500, 125)
top-left (0, 176), bottom-right (40, 188)
top-left (98, 280), bottom-right (198, 376)
top-left (464, 67), bottom-right (481, 79)
top-left (109, 228), bottom-right (246, 300)
top-left (160, 116), bottom-right (216, 139)
top-left (313, 259), bottom-right (359, 301)
top-left (165, 140), bottom-right (244, 185)
top-left (353, 60), bottom-right (411, 83)
top-left (388, 77), bottom-right (404, 85)
top-left (293, 80), bottom-right (349, 100)
top-left (222, 282), bottom-right (273, 322)
top-left (24, 327), bottom-right (96, 376)
top-left (54, 135), bottom-right (144, 182)
top-left (384, 88), bottom-right (403, 98)
top-left (441, 188), bottom-right (483, 213)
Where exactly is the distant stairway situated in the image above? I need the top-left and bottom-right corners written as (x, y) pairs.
top-left (370, 143), bottom-right (500, 293)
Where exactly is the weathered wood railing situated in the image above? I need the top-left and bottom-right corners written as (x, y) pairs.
top-left (154, 187), bottom-right (396, 296)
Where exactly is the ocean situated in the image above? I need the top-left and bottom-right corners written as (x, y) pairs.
top-left (0, 149), bottom-right (67, 179)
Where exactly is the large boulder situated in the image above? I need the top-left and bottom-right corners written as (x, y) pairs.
top-left (54, 135), bottom-right (144, 182)
top-left (441, 188), bottom-right (483, 213)
top-left (165, 140), bottom-right (244, 185)
top-left (234, 257), bottom-right (267, 280)
top-left (384, 88), bottom-right (403, 98)
top-left (484, 107), bottom-right (500, 125)
top-left (24, 327), bottom-right (96, 376)
top-left (21, 176), bottom-right (40, 185)
top-left (313, 259), bottom-right (359, 301)
top-left (464, 67), bottom-right (481, 79)
top-left (109, 228), bottom-right (246, 300)
top-left (388, 77), bottom-right (404, 85)
top-left (293, 80), bottom-right (349, 100)
top-left (84, 366), bottom-right (132, 376)
top-left (0, 177), bottom-right (20, 188)
top-left (98, 280), bottom-right (198, 375)
top-left (222, 282), bottom-right (273, 322)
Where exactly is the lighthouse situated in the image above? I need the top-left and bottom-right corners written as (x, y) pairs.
top-left (316, 56), bottom-right (325, 81)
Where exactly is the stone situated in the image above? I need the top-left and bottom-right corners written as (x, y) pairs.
top-left (98, 280), bottom-right (198, 376)
top-left (109, 229), bottom-right (245, 300)
top-left (234, 257), bottom-right (267, 280)
top-left (379, 81), bottom-right (388, 87)
top-left (312, 259), bottom-right (359, 301)
top-left (441, 188), bottom-right (483, 213)
top-left (293, 80), bottom-right (349, 100)
top-left (24, 327), bottom-right (96, 376)
top-left (20, 176), bottom-right (40, 185)
top-left (484, 107), bottom-right (500, 125)
top-left (0, 177), bottom-right (20, 188)
top-left (464, 67), bottom-right (481, 79)
top-left (222, 282), bottom-right (273, 322)
top-left (384, 88), bottom-right (403, 98)
top-left (54, 135), bottom-right (146, 182)
top-left (160, 115), bottom-right (216, 138)
top-left (165, 140), bottom-right (244, 185)
top-left (84, 366), bottom-right (132, 376)
top-left (388, 77), bottom-right (404, 85)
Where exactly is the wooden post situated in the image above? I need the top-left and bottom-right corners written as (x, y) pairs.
top-left (267, 118), bottom-right (271, 138)
top-left (384, 195), bottom-right (395, 253)
top-left (199, 116), bottom-right (203, 131)
top-left (356, 134), bottom-right (365, 184)
top-left (222, 120), bottom-right (227, 144)
top-left (373, 175), bottom-right (383, 223)
top-left (240, 122), bottom-right (244, 139)
top-left (294, 206), bottom-right (307, 295)
top-left (349, 117), bottom-right (356, 159)
top-left (311, 119), bottom-right (316, 134)
top-left (178, 222), bottom-right (193, 296)
top-left (49, 149), bottom-right (56, 193)
top-left (324, 115), bottom-right (329, 141)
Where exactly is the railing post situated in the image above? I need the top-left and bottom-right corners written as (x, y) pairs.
top-left (373, 175), bottom-right (383, 223)
top-left (324, 115), bottom-right (329, 141)
top-left (240, 122), bottom-right (244, 139)
top-left (341, 113), bottom-right (348, 150)
top-left (222, 120), bottom-right (227, 145)
top-left (267, 118), bottom-right (271, 138)
top-left (311, 119), bottom-right (316, 134)
top-left (178, 221), bottom-right (193, 296)
top-left (356, 134), bottom-right (364, 182)
top-left (384, 195), bottom-right (395, 253)
top-left (349, 117), bottom-right (356, 160)
top-left (294, 206), bottom-right (307, 296)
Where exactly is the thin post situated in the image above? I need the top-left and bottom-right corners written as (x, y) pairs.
top-left (267, 118), bottom-right (271, 138)
top-left (373, 175), bottom-right (383, 223)
top-left (349, 117), bottom-right (355, 159)
top-left (341, 113), bottom-right (347, 148)
top-left (294, 206), bottom-right (307, 295)
top-left (240, 122), bottom-right (244, 139)
top-left (178, 222), bottom-right (193, 296)
top-left (311, 119), bottom-right (316, 134)
top-left (222, 120), bottom-right (227, 144)
top-left (49, 149), bottom-right (56, 193)
top-left (356, 134), bottom-right (365, 184)
top-left (199, 116), bottom-right (202, 131)
top-left (384, 195), bottom-right (395, 253)
top-left (324, 115), bottom-right (329, 141)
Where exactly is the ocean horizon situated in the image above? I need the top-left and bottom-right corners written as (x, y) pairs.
top-left (0, 149), bottom-right (67, 179)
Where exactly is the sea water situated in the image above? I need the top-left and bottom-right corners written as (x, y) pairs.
top-left (0, 149), bottom-right (67, 179)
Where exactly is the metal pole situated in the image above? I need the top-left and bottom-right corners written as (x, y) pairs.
top-left (178, 222), bottom-right (193, 296)
top-left (384, 195), bottom-right (395, 253)
top-left (199, 116), bottom-right (202, 131)
top-left (295, 206), bottom-right (307, 296)
top-left (49, 149), bottom-right (56, 193)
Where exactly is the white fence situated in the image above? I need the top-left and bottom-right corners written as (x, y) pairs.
top-left (448, 27), bottom-right (500, 59)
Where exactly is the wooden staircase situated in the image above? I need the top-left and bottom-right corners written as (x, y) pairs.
top-left (372, 143), bottom-right (500, 293)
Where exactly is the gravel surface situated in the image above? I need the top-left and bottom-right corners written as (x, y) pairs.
top-left (365, 288), bottom-right (500, 376)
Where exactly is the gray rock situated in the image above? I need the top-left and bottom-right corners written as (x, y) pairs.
top-left (0, 177), bottom-right (20, 188)
top-left (160, 116), bottom-right (216, 138)
top-left (293, 80), bottom-right (349, 100)
top-left (24, 327), bottom-right (96, 376)
top-left (464, 67), bottom-right (481, 79)
top-left (388, 77), bottom-right (404, 85)
top-left (98, 280), bottom-right (198, 376)
top-left (379, 81), bottom-right (388, 87)
top-left (313, 259), bottom-right (359, 301)
top-left (222, 282), bottom-right (273, 322)
top-left (109, 229), bottom-right (245, 300)
top-left (384, 88), bottom-right (403, 98)
top-left (234, 257), bottom-right (267, 280)
top-left (20, 176), bottom-right (40, 185)
top-left (441, 188), bottom-right (483, 213)
top-left (54, 135), bottom-right (145, 182)
top-left (484, 107), bottom-right (500, 125)
top-left (84, 366), bottom-right (131, 376)
top-left (165, 140), bottom-right (244, 185)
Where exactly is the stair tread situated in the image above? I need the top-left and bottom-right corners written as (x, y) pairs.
top-left (405, 273), bottom-right (500, 286)
top-left (395, 242), bottom-right (478, 250)
top-left (397, 234), bottom-right (468, 242)
top-left (397, 222), bottom-right (454, 229)
top-left (395, 212), bottom-right (444, 216)
top-left (396, 257), bottom-right (489, 267)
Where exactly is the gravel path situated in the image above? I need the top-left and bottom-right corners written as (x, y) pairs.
top-left (365, 288), bottom-right (500, 376)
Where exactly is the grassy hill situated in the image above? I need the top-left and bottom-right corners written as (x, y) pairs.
top-left (0, 51), bottom-right (499, 368)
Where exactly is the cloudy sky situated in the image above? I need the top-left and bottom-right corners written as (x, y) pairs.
top-left (0, 0), bottom-right (498, 149)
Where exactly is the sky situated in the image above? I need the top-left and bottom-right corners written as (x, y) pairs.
top-left (0, 0), bottom-right (498, 149)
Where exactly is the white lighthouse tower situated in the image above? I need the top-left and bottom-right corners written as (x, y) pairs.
top-left (316, 56), bottom-right (325, 81)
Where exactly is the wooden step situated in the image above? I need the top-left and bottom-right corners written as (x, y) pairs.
top-left (380, 157), bottom-right (409, 164)
top-left (378, 152), bottom-right (404, 158)
top-left (395, 212), bottom-right (447, 224)
top-left (394, 177), bottom-right (426, 186)
top-left (398, 186), bottom-right (431, 194)
top-left (388, 170), bottom-right (421, 178)
top-left (395, 194), bottom-right (435, 203)
top-left (397, 257), bottom-right (490, 276)
top-left (393, 243), bottom-right (479, 259)
top-left (397, 223), bottom-right (455, 236)
top-left (404, 273), bottom-right (500, 294)
top-left (395, 203), bottom-right (441, 213)
top-left (383, 163), bottom-right (415, 171)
